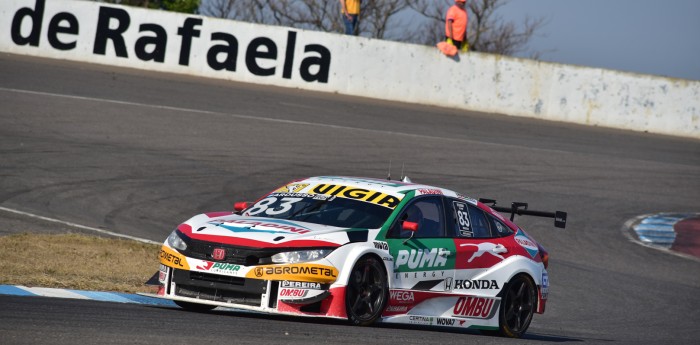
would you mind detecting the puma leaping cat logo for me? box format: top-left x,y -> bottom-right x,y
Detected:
460,243 -> 505,262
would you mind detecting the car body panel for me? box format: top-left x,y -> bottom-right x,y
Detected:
150,176 -> 554,332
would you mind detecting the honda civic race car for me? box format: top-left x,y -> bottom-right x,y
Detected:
148,176 -> 566,338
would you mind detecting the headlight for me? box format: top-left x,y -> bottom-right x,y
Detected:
167,230 -> 188,251
271,249 -> 333,264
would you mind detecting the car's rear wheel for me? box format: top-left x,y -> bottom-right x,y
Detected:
489,274 -> 536,338
174,300 -> 217,312
345,255 -> 388,326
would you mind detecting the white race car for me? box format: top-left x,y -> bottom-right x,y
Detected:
148,176 -> 566,338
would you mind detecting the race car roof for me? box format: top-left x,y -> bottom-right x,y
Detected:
289,176 -> 470,200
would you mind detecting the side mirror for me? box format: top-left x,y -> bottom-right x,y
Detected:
234,202 -> 249,212
402,221 -> 419,232
401,221 -> 419,244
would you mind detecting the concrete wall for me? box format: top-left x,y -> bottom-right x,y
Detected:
2,0 -> 698,139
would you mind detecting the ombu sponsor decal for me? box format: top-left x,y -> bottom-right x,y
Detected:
245,264 -> 338,283
159,246 -> 189,269
279,288 -> 308,298
452,296 -> 498,319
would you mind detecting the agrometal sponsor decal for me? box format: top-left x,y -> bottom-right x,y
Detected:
246,263 -> 338,283
8,0 -> 331,83
159,246 -> 190,269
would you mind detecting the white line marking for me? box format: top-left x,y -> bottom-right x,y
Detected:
0,87 -> 541,150
0,206 -> 160,245
18,286 -> 91,300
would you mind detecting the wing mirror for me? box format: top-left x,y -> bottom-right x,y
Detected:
402,221 -> 419,232
401,221 -> 419,244
234,202 -> 249,213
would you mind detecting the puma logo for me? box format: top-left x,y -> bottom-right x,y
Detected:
460,243 -> 505,262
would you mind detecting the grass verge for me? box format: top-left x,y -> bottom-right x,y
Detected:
0,233 -> 161,293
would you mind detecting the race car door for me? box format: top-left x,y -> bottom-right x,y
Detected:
384,196 -> 456,294
449,198 -> 515,295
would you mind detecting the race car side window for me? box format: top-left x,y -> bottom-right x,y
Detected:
388,196 -> 447,238
487,214 -> 513,237
449,198 -> 494,238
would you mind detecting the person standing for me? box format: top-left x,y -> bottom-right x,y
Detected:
340,0 -> 361,35
445,0 -> 469,52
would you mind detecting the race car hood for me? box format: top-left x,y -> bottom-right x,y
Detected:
175,213 -> 368,248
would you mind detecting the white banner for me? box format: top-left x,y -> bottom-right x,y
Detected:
1,0 -> 698,138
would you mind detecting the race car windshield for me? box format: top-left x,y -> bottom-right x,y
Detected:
243,194 -> 393,228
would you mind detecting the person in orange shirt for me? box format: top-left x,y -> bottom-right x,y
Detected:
445,0 -> 469,51
340,0 -> 361,35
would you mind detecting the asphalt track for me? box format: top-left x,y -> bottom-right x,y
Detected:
1,53 -> 699,344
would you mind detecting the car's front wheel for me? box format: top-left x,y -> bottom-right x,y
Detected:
491,274 -> 536,338
345,255 -> 388,326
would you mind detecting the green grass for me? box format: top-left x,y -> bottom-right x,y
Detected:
0,233 -> 161,293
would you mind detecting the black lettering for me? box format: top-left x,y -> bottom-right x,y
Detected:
135,23 -> 167,62
177,18 -> 202,66
94,6 -> 130,57
312,184 -> 335,194
282,31 -> 296,79
246,37 -> 277,76
300,44 -> 331,83
207,32 -> 238,71
11,0 -> 45,47
376,195 -> 400,208
47,12 -> 78,50
329,185 -> 347,196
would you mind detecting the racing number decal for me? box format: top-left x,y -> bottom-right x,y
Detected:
453,201 -> 473,237
245,197 -> 302,216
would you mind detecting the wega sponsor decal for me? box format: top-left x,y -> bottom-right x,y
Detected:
515,229 -> 539,258
6,0 -> 332,83
389,290 -> 415,304
452,296 -> 499,319
246,264 -> 338,283
159,246 -> 190,269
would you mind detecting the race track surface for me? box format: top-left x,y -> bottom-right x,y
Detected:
1,53 -> 699,344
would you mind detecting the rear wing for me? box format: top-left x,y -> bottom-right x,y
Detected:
479,199 -> 567,229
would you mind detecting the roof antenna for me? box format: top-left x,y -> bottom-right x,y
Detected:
387,160 -> 392,180
400,162 -> 412,183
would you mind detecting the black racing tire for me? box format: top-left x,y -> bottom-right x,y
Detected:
487,274 -> 536,338
174,300 -> 217,312
345,255 -> 389,326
